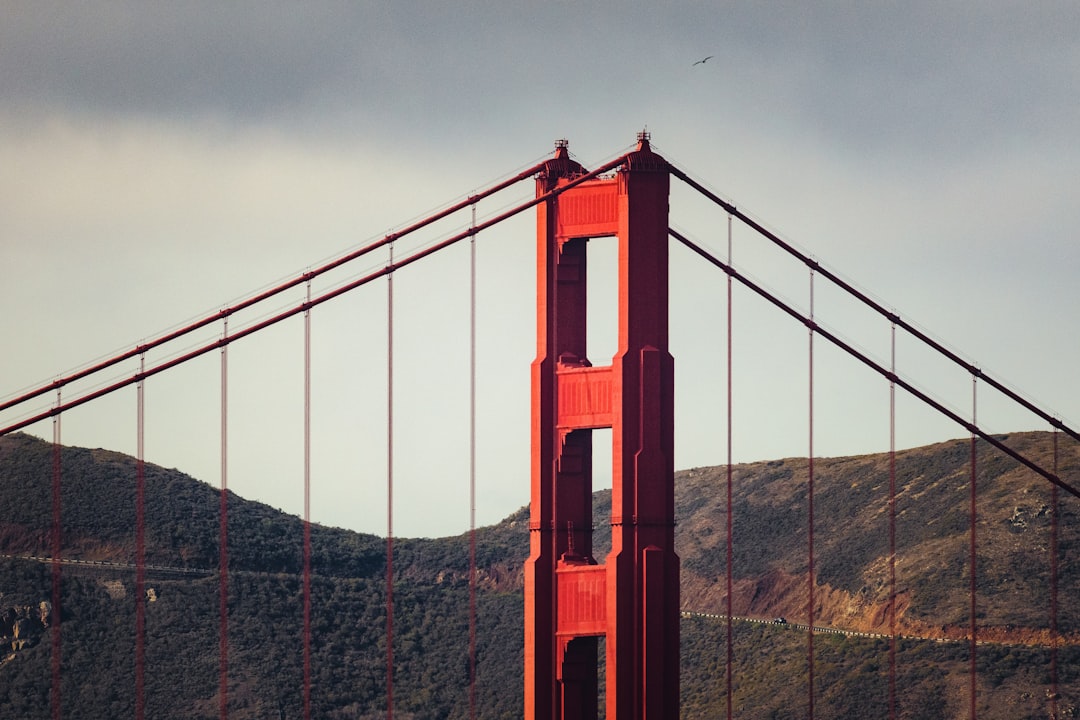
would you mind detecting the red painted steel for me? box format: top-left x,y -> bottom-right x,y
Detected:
136,356 -> 147,720
0,159 -> 627,441
888,324 -> 898,720
555,178 -> 620,240
7,144 -> 1078,718
303,284 -> 313,720
50,395 -> 61,720
469,210 -> 479,720
556,563 -> 607,636
1051,431 -> 1060,719
807,270 -> 816,720
219,321 -> 230,720
669,228 -> 1080,500
527,135 -> 679,720
386,247 -> 395,720
557,365 -> 614,430
724,214 -> 734,720
0,160 -> 554,419
969,381 -> 978,720
668,166 -> 1080,445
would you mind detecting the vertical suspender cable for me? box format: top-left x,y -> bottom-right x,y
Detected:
724,212 -> 735,720
219,317 -> 230,720
468,205 -> 479,720
807,267 -> 816,720
887,324 -> 897,720
968,376 -> 978,720
386,244 -> 395,720
136,354 -> 147,720
303,280 -> 313,720
51,389 -> 62,720
1050,430 -> 1059,720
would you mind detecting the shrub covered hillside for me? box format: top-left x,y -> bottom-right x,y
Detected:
1,430 -> 1078,718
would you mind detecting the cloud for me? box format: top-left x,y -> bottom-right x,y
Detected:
2,2 -> 1079,536
6,3 -> 1077,166
1,5 -> 368,120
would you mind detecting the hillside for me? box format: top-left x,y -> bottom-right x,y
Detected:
1,430 -> 1077,718
676,431 -> 1080,641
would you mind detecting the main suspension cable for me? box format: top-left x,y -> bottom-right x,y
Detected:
0,159 -> 554,418
1,154 -> 630,440
669,227 -> 1080,500
668,164 -> 1080,445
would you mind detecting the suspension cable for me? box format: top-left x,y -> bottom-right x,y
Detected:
669,227 -> 1080,500
468,204 -> 479,720
386,242 -> 395,720
219,317 -> 229,720
724,212 -> 735,720
50,388 -> 62,720
668,164 -> 1080,445
303,280 -> 313,720
807,267 -> 816,720
968,377 -> 978,720
135,354 -> 146,720
677,223 -> 1080,719
0,160 -> 554,418
1,154 -> 630,440
1050,430 -> 1060,719
888,323 -> 897,720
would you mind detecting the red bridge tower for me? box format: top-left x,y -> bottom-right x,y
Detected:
526,134 -> 679,720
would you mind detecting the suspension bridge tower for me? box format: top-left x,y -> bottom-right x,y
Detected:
526,134 -> 679,720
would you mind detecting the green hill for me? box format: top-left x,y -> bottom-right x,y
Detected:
1,430 -> 1077,718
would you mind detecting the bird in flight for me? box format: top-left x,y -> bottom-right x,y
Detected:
692,55 -> 713,66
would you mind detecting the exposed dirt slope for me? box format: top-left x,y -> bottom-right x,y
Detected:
671,431 -> 1080,645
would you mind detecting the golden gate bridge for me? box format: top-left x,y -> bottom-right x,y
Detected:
1,134 -> 1076,719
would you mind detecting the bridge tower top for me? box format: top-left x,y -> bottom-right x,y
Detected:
526,137 -> 678,720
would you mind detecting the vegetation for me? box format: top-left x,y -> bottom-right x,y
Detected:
2,430 -> 1078,717
681,614 -> 1080,719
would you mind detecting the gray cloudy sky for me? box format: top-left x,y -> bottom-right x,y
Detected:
2,3 -> 1078,537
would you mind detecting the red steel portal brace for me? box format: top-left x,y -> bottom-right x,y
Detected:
526,134 -> 679,720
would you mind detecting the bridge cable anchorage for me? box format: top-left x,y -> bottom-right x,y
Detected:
303,279 -> 313,720
0,159 -> 554,420
386,240 -> 395,720
668,227 -> 1080,500
219,315 -> 229,720
50,387 -> 62,720
667,163 -> 1080,446
468,202 -> 479,720
0,154 -> 630,440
